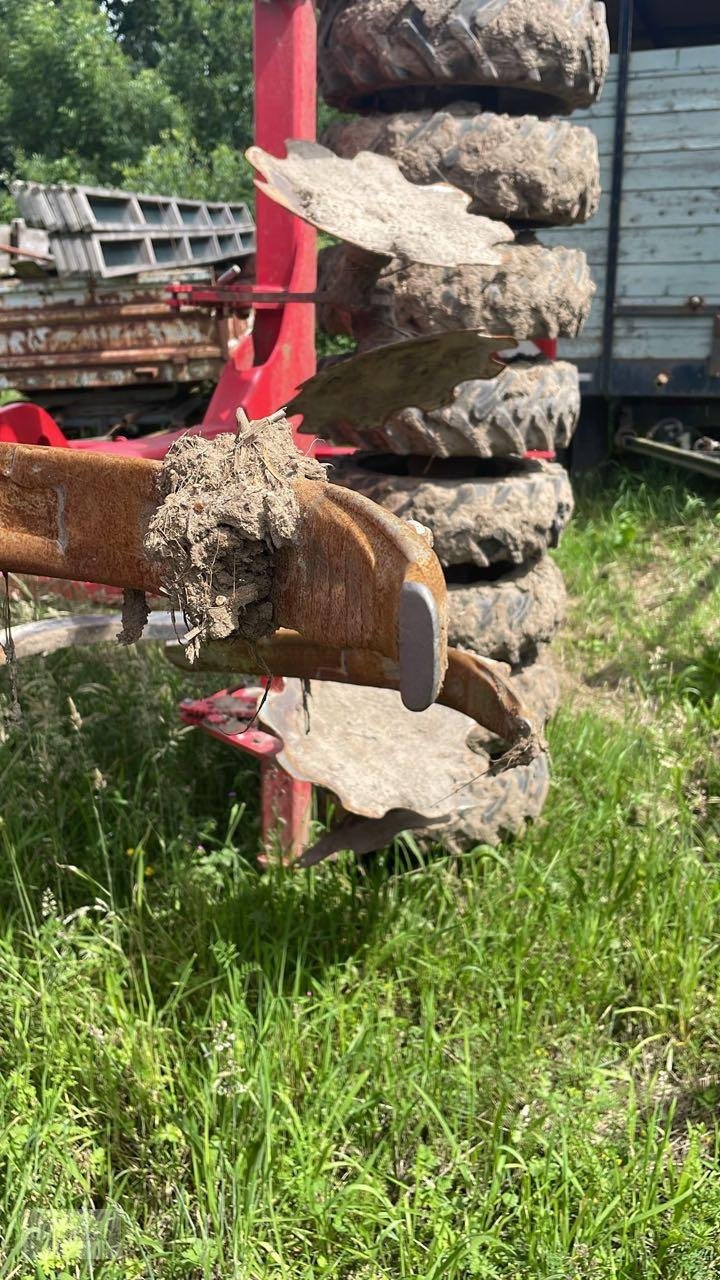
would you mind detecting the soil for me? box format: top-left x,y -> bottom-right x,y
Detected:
248,140 -> 513,267
144,412 -> 325,662
118,588 -> 150,646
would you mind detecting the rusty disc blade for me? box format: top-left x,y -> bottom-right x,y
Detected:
246,140 -> 514,267
286,329 -> 514,436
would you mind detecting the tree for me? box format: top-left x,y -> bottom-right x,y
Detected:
119,131 -> 253,202
0,0 -> 184,180
151,0 -> 254,156
99,0 -> 255,156
0,0 -> 256,214
101,0 -> 163,67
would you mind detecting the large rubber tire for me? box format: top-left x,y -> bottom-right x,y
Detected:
320,356 -> 580,457
447,555 -> 566,663
323,106 -> 600,226
318,0 -> 609,113
317,242 -> 594,344
428,752 -> 550,849
511,649 -> 560,726
331,458 -> 574,567
421,650 -> 559,849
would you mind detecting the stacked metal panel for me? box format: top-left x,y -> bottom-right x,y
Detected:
10,181 -> 255,278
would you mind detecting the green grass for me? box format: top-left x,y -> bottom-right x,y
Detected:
1,465 -> 720,1279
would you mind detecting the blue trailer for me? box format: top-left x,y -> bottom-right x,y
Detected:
538,1 -> 720,468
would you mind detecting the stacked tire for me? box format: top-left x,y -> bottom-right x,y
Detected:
317,0 -> 609,846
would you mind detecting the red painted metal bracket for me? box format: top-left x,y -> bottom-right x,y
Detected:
179,685 -> 312,860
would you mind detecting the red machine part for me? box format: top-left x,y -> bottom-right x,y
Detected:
0,401 -> 69,447
179,685 -> 312,860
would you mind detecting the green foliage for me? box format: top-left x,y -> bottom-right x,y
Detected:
120,130 -> 253,203
0,0 -> 183,179
104,0 -> 255,155
102,0 -> 163,66
152,0 -> 254,154
0,0 -> 255,212
0,386 -> 26,405
0,469 -> 719,1276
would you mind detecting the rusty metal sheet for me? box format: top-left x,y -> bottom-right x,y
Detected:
261,680 -> 490,820
287,330 -> 511,435
247,140 -> 513,267
0,274 -> 243,391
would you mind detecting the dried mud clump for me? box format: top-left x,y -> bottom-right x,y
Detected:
118,587 -> 150,646
145,410 -> 325,661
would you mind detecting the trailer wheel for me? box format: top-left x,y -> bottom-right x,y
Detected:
323,106 -> 600,226
447,555 -> 566,664
318,0 -> 609,113
330,458 -> 574,567
319,357 -> 580,457
317,242 -> 594,343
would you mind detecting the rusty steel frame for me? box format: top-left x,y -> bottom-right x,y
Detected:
0,439 -> 448,708
0,281 -> 238,393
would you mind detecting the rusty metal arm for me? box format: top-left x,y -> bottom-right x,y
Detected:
0,441 -> 447,709
167,630 -> 536,753
5,613 -> 535,754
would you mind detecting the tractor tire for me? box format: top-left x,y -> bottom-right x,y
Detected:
319,356 -> 580,457
330,458 -> 574,567
447,555 -> 566,663
323,105 -> 601,226
511,648 -> 560,726
318,0 -> 609,113
422,650 -> 559,849
426,751 -> 550,849
317,242 -> 594,343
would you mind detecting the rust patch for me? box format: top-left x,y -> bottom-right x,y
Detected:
0,475 -> 63,546
0,276 -> 247,391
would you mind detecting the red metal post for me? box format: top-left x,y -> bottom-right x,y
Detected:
179,685 -> 312,861
198,0 -> 318,448
260,761 -> 312,862
246,0 -> 318,854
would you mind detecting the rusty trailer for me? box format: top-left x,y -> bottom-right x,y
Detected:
0,272 -> 251,394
